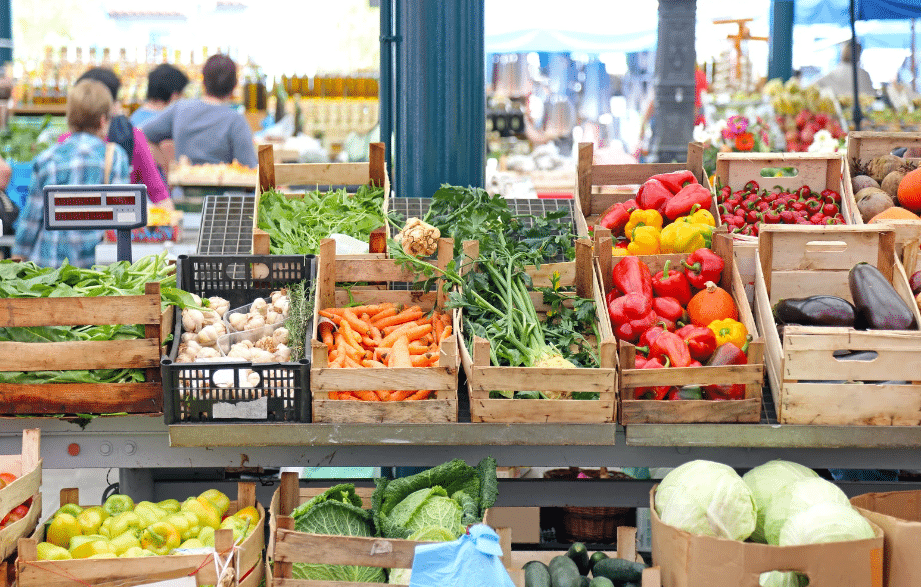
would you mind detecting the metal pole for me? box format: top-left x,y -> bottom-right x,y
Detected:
0,0 -> 11,66
651,0 -> 697,163
767,0 -> 794,82
850,0 -> 863,131
379,0 -> 392,177
912,19 -> 917,93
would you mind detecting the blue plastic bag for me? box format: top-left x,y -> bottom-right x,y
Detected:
408,524 -> 515,587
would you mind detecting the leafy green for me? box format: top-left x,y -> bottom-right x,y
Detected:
291,484 -> 385,584
373,457 -> 498,539
257,185 -> 386,255
0,116 -> 52,162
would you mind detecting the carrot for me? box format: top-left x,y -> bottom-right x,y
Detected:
440,325 -> 452,342
339,323 -> 365,353
338,392 -> 360,401
318,321 -> 336,347
374,308 -> 424,329
343,355 -> 362,368
318,310 -> 344,324
330,353 -> 346,368
388,389 -> 416,401
408,341 -> 430,354
407,390 -> 431,400
410,353 -> 437,367
375,390 -> 391,401
370,325 -> 383,345
419,334 -> 434,346
369,307 -> 398,325
380,324 -> 433,348
327,391 -> 337,399
352,390 -> 381,401
389,336 -> 413,368
362,359 -> 387,368
343,308 -> 371,336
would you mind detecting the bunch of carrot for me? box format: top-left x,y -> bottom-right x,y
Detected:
317,303 -> 453,401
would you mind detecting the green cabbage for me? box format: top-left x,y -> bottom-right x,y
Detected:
743,460 -> 819,543
373,457 -> 498,539
778,503 -> 875,546
387,527 -> 458,584
762,478 -> 849,545
655,460 -> 756,541
760,571 -> 808,587
290,484 -> 386,584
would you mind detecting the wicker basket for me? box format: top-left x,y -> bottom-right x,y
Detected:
543,467 -> 635,543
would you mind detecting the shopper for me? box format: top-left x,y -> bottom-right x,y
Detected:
61,67 -> 175,211
143,54 -> 258,168
13,79 -> 130,267
130,63 -> 189,127
812,41 -> 874,96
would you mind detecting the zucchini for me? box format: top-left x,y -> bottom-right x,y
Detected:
592,557 -> 646,583
588,578 -> 615,587
579,577 -> 590,587
589,551 -> 609,571
549,555 -> 582,587
523,560 -> 551,587
566,542 -> 591,575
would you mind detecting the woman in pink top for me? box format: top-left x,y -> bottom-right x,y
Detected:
59,67 -> 174,210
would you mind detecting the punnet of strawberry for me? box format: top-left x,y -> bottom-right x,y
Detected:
716,180 -> 845,237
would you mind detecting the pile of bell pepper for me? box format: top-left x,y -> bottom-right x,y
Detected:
606,251 -> 753,401
716,180 -> 846,237
596,170 -> 716,256
37,488 -> 259,560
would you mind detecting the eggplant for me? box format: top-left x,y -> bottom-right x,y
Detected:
849,262 -> 918,330
774,296 -> 856,327
910,270 -> 921,296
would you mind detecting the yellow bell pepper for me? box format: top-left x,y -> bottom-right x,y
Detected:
37,542 -> 72,561
612,247 -> 630,258
47,513 -> 81,548
708,318 -> 748,348
198,489 -> 231,517
76,506 -> 109,535
627,225 -> 660,255
141,521 -> 181,556
676,206 -> 716,227
659,222 -> 713,254
624,209 -> 663,239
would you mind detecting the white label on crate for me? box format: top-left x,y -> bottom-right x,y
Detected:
212,395 -> 268,419
137,577 -> 196,587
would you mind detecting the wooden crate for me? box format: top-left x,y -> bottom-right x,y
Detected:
253,142 -> 389,256
310,238 -> 460,423
17,481 -> 265,587
847,130 -> 921,165
713,151 -> 859,231
457,239 -> 618,423
0,430 -> 41,562
267,473 -> 514,587
754,224 -> 921,425
575,142 -> 708,238
0,283 -> 171,415
509,527 -> 661,587
607,234 -> 765,424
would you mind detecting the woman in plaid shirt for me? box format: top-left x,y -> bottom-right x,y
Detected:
13,79 -> 130,267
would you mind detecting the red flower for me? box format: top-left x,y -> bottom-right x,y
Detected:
734,132 -> 755,152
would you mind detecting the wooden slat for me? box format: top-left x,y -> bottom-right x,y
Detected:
715,152 -> 843,197
469,366 -> 616,394
258,144 -> 276,193
620,398 -> 762,424
525,262 -> 576,288
318,238 -> 336,310
17,552 -> 219,587
369,142 -> 386,188
469,398 -> 615,423
780,383 -> 921,426
620,363 -> 764,387
847,131 -> 921,163
332,289 -> 438,308
0,295 -> 160,327
577,142 -> 593,216
0,339 -> 159,371
312,398 -> 458,423
334,259 -> 423,283
273,531 -> 417,568
0,382 -> 162,414
591,162 -> 685,186
253,227 -> 271,255
275,162 -> 370,188
575,239 -> 592,299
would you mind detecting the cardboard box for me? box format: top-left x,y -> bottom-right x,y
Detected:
651,488 -> 884,587
851,490 -> 921,587
484,507 -> 541,544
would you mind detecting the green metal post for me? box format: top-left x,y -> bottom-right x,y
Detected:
767,0 -> 794,81
394,0 -> 485,197
0,0 -> 11,66
379,0 -> 394,177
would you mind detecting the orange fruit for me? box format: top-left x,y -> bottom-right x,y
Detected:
687,281 -> 737,327
897,168 -> 921,213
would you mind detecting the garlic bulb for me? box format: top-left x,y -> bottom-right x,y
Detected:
275,344 -> 291,362
228,345 -> 254,361
251,349 -> 275,363
245,314 -> 265,331
182,309 -> 205,333
213,322 -> 227,336
208,297 -> 230,317
197,324 -> 219,346
273,327 -> 290,346
191,293 -> 203,306
265,309 -> 282,325
228,313 -> 248,331
251,298 -> 268,316
201,309 -> 220,326
238,339 -> 254,348
271,290 -> 283,304
272,296 -> 289,315
185,340 -> 202,356
246,371 -> 261,387
181,332 -> 196,343
197,347 -> 221,359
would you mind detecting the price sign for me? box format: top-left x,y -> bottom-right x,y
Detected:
44,184 -> 148,230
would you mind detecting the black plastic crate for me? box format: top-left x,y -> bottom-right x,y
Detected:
162,255 -> 315,424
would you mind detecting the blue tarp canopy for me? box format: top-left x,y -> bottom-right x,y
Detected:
485,28 -> 656,54
796,0 -> 921,25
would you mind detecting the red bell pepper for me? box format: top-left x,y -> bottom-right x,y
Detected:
597,198 -> 638,236
651,170 -> 697,194
675,324 -> 717,362
635,355 -> 649,368
612,256 -> 653,299
652,296 -> 685,326
682,248 -> 725,290
666,385 -> 704,400
651,260 -> 692,306
704,337 -> 750,400
636,178 -> 671,213
664,183 -> 713,221
637,323 -> 669,350
608,292 -> 658,343
648,331 -> 694,368
633,356 -> 673,400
